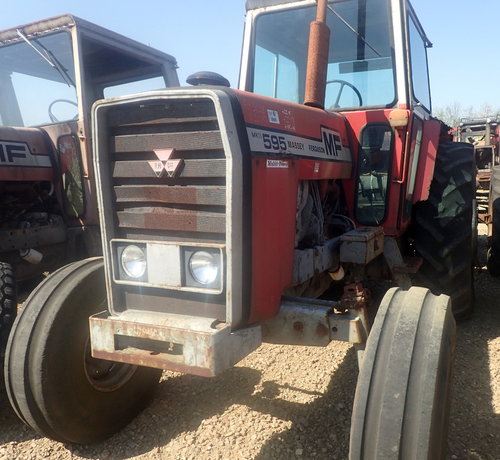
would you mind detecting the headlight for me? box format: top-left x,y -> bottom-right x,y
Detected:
189,251 -> 219,285
121,245 -> 146,278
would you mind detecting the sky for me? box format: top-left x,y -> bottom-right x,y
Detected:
1,0 -> 498,114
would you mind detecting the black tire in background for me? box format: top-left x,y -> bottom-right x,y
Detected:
0,262 -> 17,385
487,165 -> 500,275
412,142 -> 475,318
350,287 -> 455,459
4,257 -> 162,444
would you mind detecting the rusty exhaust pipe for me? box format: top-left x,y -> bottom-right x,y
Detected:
304,0 -> 330,109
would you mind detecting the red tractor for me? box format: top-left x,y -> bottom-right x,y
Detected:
0,15 -> 178,373
5,1 -> 474,458
454,116 -> 500,273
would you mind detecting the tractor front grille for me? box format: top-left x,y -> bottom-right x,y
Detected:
106,98 -> 226,244
96,95 -> 231,320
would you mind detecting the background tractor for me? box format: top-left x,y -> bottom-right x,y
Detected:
0,14 -> 178,375
454,116 -> 500,274
5,1 -> 475,458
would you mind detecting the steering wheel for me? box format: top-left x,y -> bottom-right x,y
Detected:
326,79 -> 363,109
48,99 -> 78,123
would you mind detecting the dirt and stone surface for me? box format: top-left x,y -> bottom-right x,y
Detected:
0,226 -> 498,459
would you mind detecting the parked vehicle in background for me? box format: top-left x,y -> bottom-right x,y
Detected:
0,14 -> 178,373
455,116 -> 499,220
455,116 -> 500,273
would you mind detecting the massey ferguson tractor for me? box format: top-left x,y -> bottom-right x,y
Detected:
455,116 -> 500,273
0,15 -> 178,373
5,1 -> 474,458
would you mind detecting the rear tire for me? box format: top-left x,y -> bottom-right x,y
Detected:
0,262 -> 16,385
4,257 -> 162,444
412,142 -> 475,318
349,287 -> 455,459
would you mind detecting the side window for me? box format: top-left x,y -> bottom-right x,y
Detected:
0,31 -> 77,127
81,37 -> 166,104
58,135 -> 85,218
355,124 -> 393,225
254,45 -> 299,102
408,15 -> 431,110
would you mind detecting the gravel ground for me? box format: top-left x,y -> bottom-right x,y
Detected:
0,225 -> 498,460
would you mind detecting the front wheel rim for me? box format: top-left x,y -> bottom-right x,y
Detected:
83,338 -> 137,392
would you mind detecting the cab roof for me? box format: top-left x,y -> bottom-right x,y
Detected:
245,0 -> 431,47
0,14 -> 177,65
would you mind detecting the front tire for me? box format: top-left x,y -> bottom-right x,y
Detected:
349,287 -> 455,459
0,262 -> 16,385
4,257 -> 161,444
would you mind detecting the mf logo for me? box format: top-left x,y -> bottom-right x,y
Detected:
148,148 -> 184,178
0,141 -> 27,163
0,141 -> 51,167
321,128 -> 343,157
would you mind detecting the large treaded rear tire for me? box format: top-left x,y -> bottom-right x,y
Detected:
412,142 -> 475,318
4,257 -> 162,444
0,262 -> 16,385
349,287 -> 455,459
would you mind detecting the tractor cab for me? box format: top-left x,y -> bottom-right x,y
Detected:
241,0 -> 437,234
0,14 -> 178,128
0,14 -> 178,228
241,0 -> 432,115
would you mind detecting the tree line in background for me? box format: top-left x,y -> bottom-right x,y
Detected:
434,102 -> 500,127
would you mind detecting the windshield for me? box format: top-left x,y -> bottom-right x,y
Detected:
0,31 -> 77,127
250,0 -> 396,110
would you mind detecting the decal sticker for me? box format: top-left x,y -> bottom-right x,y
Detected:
281,109 -> 295,131
266,159 -> 289,168
246,126 -> 351,162
267,109 -> 280,124
0,141 -> 51,168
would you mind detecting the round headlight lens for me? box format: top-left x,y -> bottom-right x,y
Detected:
189,251 -> 219,285
121,245 -> 146,278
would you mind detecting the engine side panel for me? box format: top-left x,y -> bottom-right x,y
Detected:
233,90 -> 352,322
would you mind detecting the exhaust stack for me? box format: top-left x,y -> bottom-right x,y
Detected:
304,0 -> 330,109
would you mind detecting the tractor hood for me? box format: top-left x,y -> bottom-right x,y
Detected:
233,89 -> 352,165
0,126 -> 53,181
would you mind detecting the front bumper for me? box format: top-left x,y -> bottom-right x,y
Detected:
89,310 -> 262,377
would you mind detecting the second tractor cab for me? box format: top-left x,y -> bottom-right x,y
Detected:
0,15 -> 178,379
5,2 -> 474,458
